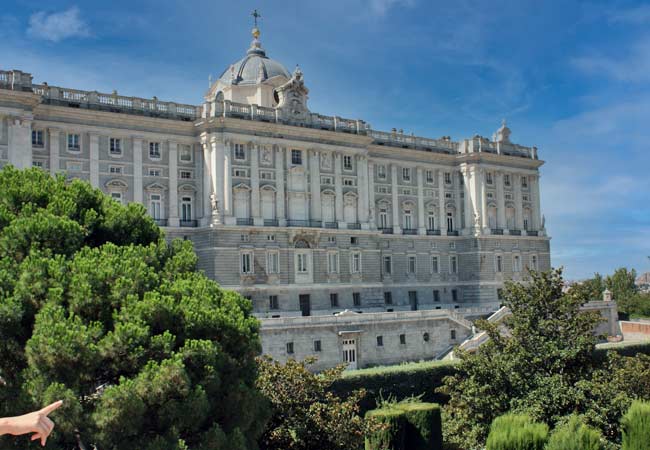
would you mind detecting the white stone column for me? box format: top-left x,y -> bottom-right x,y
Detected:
496,171 -> 506,230
438,169 -> 446,236
469,165 -> 482,234
309,150 -> 321,222
133,137 -> 143,204
531,174 -> 542,231
514,173 -> 524,232
276,147 -> 286,226
202,141 -> 212,225
416,167 -> 425,235
462,167 -> 472,233
89,133 -> 99,189
251,144 -> 262,225
7,116 -> 32,169
49,129 -> 60,176
358,155 -> 369,227
454,172 -> 463,234
168,141 -> 179,227
367,162 -> 376,229
211,139 -> 226,224
391,164 -> 401,234
479,169 -> 489,234
223,142 -> 233,222
334,153 -> 344,227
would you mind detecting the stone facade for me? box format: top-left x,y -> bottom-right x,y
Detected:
0,25 -> 551,369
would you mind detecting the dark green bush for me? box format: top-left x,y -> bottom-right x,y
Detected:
365,408 -> 407,450
621,400 -> 650,450
485,414 -> 548,450
546,415 -> 604,450
397,402 -> 442,450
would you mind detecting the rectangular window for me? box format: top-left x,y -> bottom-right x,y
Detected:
402,167 -> 411,181
297,253 -> 309,273
110,138 -> 122,155
343,178 -> 355,186
504,174 -> 511,187
180,170 -> 192,179
444,172 -> 452,184
450,255 -> 458,274
32,130 -> 44,146
67,162 -> 82,172
148,168 -> 161,177
32,160 -> 44,168
451,330 -> 457,340
109,165 -> 123,174
431,256 -> 439,273
496,255 -> 502,273
383,256 -> 392,275
286,342 -> 294,354
321,176 -> 333,185
408,255 -> 417,274
149,142 -> 161,159
110,192 -> 123,203
377,336 -> 383,347
314,340 -> 322,352
351,252 -> 362,274
351,236 -> 358,245
377,165 -> 387,179
67,133 -> 80,151
328,236 -> 336,244
267,234 -> 275,241
513,255 -> 521,272
266,251 -> 279,274
426,170 -> 434,183
486,172 -> 493,184
384,291 -> 392,305
269,295 -> 279,310
327,252 -> 339,273
234,143 -> 246,160
433,290 -> 440,302
521,176 -> 528,188
234,169 -> 248,177
451,289 -> 459,302
180,146 -> 192,162
353,292 -> 361,307
330,293 -> 339,307
343,155 -> 353,170
240,252 -> 253,274
399,334 -> 406,345
240,234 -> 250,242
291,149 -> 302,165
497,288 -> 504,300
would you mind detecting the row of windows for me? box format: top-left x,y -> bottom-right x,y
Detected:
382,254 -> 458,276
240,250 -> 363,275
485,172 -> 530,189
236,146 -> 359,172
31,131 -> 193,162
284,330 -> 458,355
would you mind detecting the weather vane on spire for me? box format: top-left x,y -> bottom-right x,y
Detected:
252,9 -> 261,28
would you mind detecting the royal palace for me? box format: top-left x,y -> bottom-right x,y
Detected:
0,24 -> 552,370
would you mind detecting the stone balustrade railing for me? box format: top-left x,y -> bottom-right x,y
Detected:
461,135 -> 537,159
368,129 -> 459,154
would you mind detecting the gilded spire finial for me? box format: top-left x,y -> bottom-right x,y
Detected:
251,9 -> 261,38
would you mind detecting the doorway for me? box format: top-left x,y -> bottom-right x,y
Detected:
299,294 -> 311,317
342,338 -> 357,370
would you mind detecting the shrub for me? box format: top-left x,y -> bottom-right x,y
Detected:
621,401 -> 650,450
485,414 -> 548,450
365,408 -> 407,450
397,402 -> 442,450
546,415 -> 604,450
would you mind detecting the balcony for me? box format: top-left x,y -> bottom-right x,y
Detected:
236,218 -> 254,226
180,220 -> 198,228
264,219 -> 279,227
527,230 -> 539,236
426,229 -> 441,236
379,227 -> 394,234
402,228 -> 417,235
287,220 -> 322,228
347,222 -> 361,230
323,222 -> 338,229
509,229 -> 522,236
447,230 -> 459,236
491,228 -> 504,235
153,219 -> 168,227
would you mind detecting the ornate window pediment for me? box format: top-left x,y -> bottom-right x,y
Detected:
145,182 -> 167,192
178,183 -> 197,193
105,179 -> 128,191
233,183 -> 252,192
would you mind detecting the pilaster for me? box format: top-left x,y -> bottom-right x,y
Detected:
168,141 -> 179,227
276,147 -> 286,226
514,173 -> 524,232
455,172 -> 463,234
223,142 -> 233,222
309,150 -> 321,221
201,141 -> 212,226
132,137 -> 143,203
49,128 -> 60,176
334,153 -> 344,227
89,133 -> 99,188
531,174 -> 542,231
496,171 -> 506,230
367,162 -> 376,229
7,116 -> 32,169
391,164 -> 401,234
251,144 -> 262,225
358,155 -> 369,228
416,167 -> 425,235
479,168 -> 489,234
438,169 -> 446,236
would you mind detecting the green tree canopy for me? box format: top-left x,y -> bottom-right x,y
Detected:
0,167 -> 267,449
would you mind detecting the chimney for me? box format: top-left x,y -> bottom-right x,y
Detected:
603,289 -> 613,302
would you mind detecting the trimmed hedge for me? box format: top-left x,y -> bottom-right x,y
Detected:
621,400 -> 650,450
365,408 -> 407,450
398,402 -> 442,450
546,415 -> 604,450
485,414 -> 548,450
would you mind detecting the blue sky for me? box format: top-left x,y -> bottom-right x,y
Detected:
1,0 -> 649,280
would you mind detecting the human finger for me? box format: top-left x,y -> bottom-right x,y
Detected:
40,416 -> 54,435
31,433 -> 41,441
39,400 -> 63,415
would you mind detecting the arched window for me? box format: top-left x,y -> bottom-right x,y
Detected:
447,212 -> 454,232
488,204 -> 497,229
403,208 -> 413,230
181,196 -> 193,221
506,205 -> 516,230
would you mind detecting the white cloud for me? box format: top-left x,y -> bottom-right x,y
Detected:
27,7 -> 90,42
368,0 -> 415,16
571,36 -> 650,82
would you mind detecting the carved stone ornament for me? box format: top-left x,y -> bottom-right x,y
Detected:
210,193 -> 219,212
275,65 -> 310,119
260,147 -> 272,165
320,152 -> 332,170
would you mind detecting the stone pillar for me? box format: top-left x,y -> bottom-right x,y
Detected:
417,167 -> 425,235
223,142 -> 233,222
168,141 -> 179,227
358,155 -> 369,227
132,137 -> 143,204
479,169 -> 489,234
496,171 -> 506,230
514,173 -> 524,232
334,153 -> 344,227
455,171 -> 463,234
438,169 -> 446,236
309,150 -> 321,222
49,128 -> 60,176
251,144 -> 262,225
367,162 -> 376,229
462,167 -> 472,234
391,164 -> 401,234
276,147 -> 286,226
531,174 -> 542,231
89,133 -> 99,188
201,141 -> 212,225
211,139 -> 226,224
468,165 -> 482,234
7,116 -> 32,169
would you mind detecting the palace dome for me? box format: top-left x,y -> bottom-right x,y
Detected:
218,28 -> 290,86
